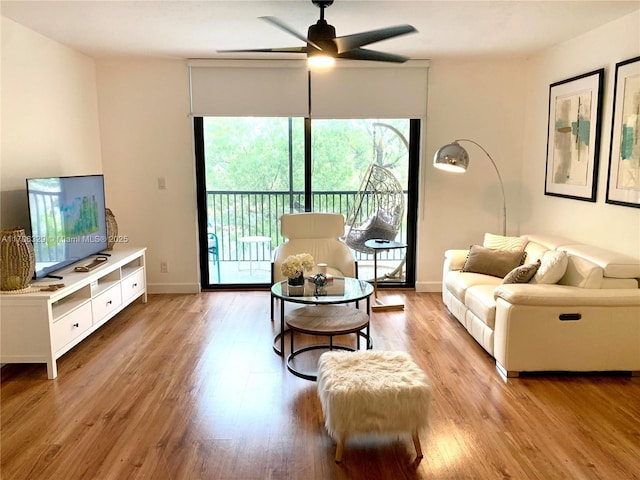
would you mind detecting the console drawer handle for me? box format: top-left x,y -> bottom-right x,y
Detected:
73,323 -> 79,328
559,313 -> 581,321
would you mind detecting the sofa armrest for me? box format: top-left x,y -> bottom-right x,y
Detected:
494,284 -> 640,307
493,285 -> 640,374
444,249 -> 469,272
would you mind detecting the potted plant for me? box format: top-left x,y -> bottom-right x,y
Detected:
281,253 -> 314,295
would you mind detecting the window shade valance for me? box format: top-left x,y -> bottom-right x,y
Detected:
188,59 -> 429,118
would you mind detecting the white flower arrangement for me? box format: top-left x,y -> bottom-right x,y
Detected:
281,253 -> 315,279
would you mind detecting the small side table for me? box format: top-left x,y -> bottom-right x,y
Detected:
270,277 -> 373,358
364,239 -> 407,312
285,305 -> 372,381
238,235 -> 271,275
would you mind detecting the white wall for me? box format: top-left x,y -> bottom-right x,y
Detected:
96,59 -> 199,293
417,58 -> 527,291
519,10 -> 640,258
0,17 -> 102,228
1,19 -> 198,293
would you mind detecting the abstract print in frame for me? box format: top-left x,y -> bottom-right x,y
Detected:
545,68 -> 604,202
606,56 -> 640,208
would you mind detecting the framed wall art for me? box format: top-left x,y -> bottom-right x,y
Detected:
606,56 -> 640,208
545,68 -> 604,202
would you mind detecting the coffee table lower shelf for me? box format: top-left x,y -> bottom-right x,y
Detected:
285,305 -> 372,381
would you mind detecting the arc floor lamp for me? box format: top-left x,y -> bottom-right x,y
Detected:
433,139 -> 507,236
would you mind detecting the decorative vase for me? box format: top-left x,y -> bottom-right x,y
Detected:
105,208 -> 118,250
287,274 -> 306,296
312,273 -> 328,296
0,228 -> 36,291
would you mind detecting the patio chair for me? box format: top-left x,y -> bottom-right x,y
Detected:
343,163 -> 405,255
270,212 -> 357,320
343,163 -> 407,280
208,232 -> 221,283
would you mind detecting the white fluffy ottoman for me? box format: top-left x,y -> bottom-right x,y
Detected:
317,350 -> 432,462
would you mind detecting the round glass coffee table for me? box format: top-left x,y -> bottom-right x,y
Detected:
271,277 -> 374,380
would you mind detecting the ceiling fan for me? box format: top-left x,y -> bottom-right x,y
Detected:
218,0 -> 418,65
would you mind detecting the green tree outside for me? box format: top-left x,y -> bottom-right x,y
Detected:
203,117 -> 409,193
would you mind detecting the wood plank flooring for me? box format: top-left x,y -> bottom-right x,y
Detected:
2,291 -> 639,480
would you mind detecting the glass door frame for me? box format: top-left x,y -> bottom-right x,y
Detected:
194,117 -> 420,290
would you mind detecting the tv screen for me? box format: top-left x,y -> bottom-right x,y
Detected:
26,175 -> 108,279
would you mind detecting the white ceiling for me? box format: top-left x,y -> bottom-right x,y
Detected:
1,1 -> 639,61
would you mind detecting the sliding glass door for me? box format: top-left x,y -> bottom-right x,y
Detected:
311,119 -> 417,286
194,117 -> 419,289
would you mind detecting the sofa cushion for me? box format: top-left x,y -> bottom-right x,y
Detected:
531,250 -> 568,284
525,234 -> 575,251
524,241 -> 549,264
465,285 -> 498,329
483,233 -> 528,251
445,271 -> 502,303
560,244 -> 640,279
444,249 -> 471,271
558,255 -> 603,288
462,245 -> 526,278
502,260 -> 541,284
601,277 -> 639,289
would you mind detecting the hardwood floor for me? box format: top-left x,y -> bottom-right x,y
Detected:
2,291 -> 639,480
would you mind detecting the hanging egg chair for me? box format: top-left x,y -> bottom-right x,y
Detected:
343,163 -> 405,255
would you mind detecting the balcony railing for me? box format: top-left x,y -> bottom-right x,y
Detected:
206,190 -> 407,263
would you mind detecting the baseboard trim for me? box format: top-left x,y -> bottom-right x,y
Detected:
147,283 -> 201,294
496,361 -> 520,382
415,281 -> 442,293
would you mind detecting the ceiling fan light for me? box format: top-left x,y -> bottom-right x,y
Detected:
308,55 -> 335,68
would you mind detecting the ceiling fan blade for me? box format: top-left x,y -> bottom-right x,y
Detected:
337,48 -> 410,63
259,16 -> 322,51
334,25 -> 417,54
217,46 -> 308,54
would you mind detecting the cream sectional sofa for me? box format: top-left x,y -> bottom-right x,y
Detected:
442,234 -> 640,380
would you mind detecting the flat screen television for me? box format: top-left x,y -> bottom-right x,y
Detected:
26,174 -> 108,279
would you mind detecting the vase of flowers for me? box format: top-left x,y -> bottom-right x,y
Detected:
282,253 -> 314,296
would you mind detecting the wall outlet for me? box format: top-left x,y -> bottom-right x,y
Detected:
160,261 -> 168,273
157,177 -> 167,190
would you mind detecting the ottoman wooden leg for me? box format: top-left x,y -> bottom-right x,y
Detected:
412,431 -> 423,459
335,436 -> 345,463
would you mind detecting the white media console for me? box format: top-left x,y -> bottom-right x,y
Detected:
0,246 -> 147,379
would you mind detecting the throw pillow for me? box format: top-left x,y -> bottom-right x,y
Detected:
502,260 -> 541,284
462,245 -> 527,278
359,212 -> 396,242
532,250 -> 569,284
483,233 -> 528,251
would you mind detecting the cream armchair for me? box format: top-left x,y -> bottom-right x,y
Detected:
271,212 -> 357,320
